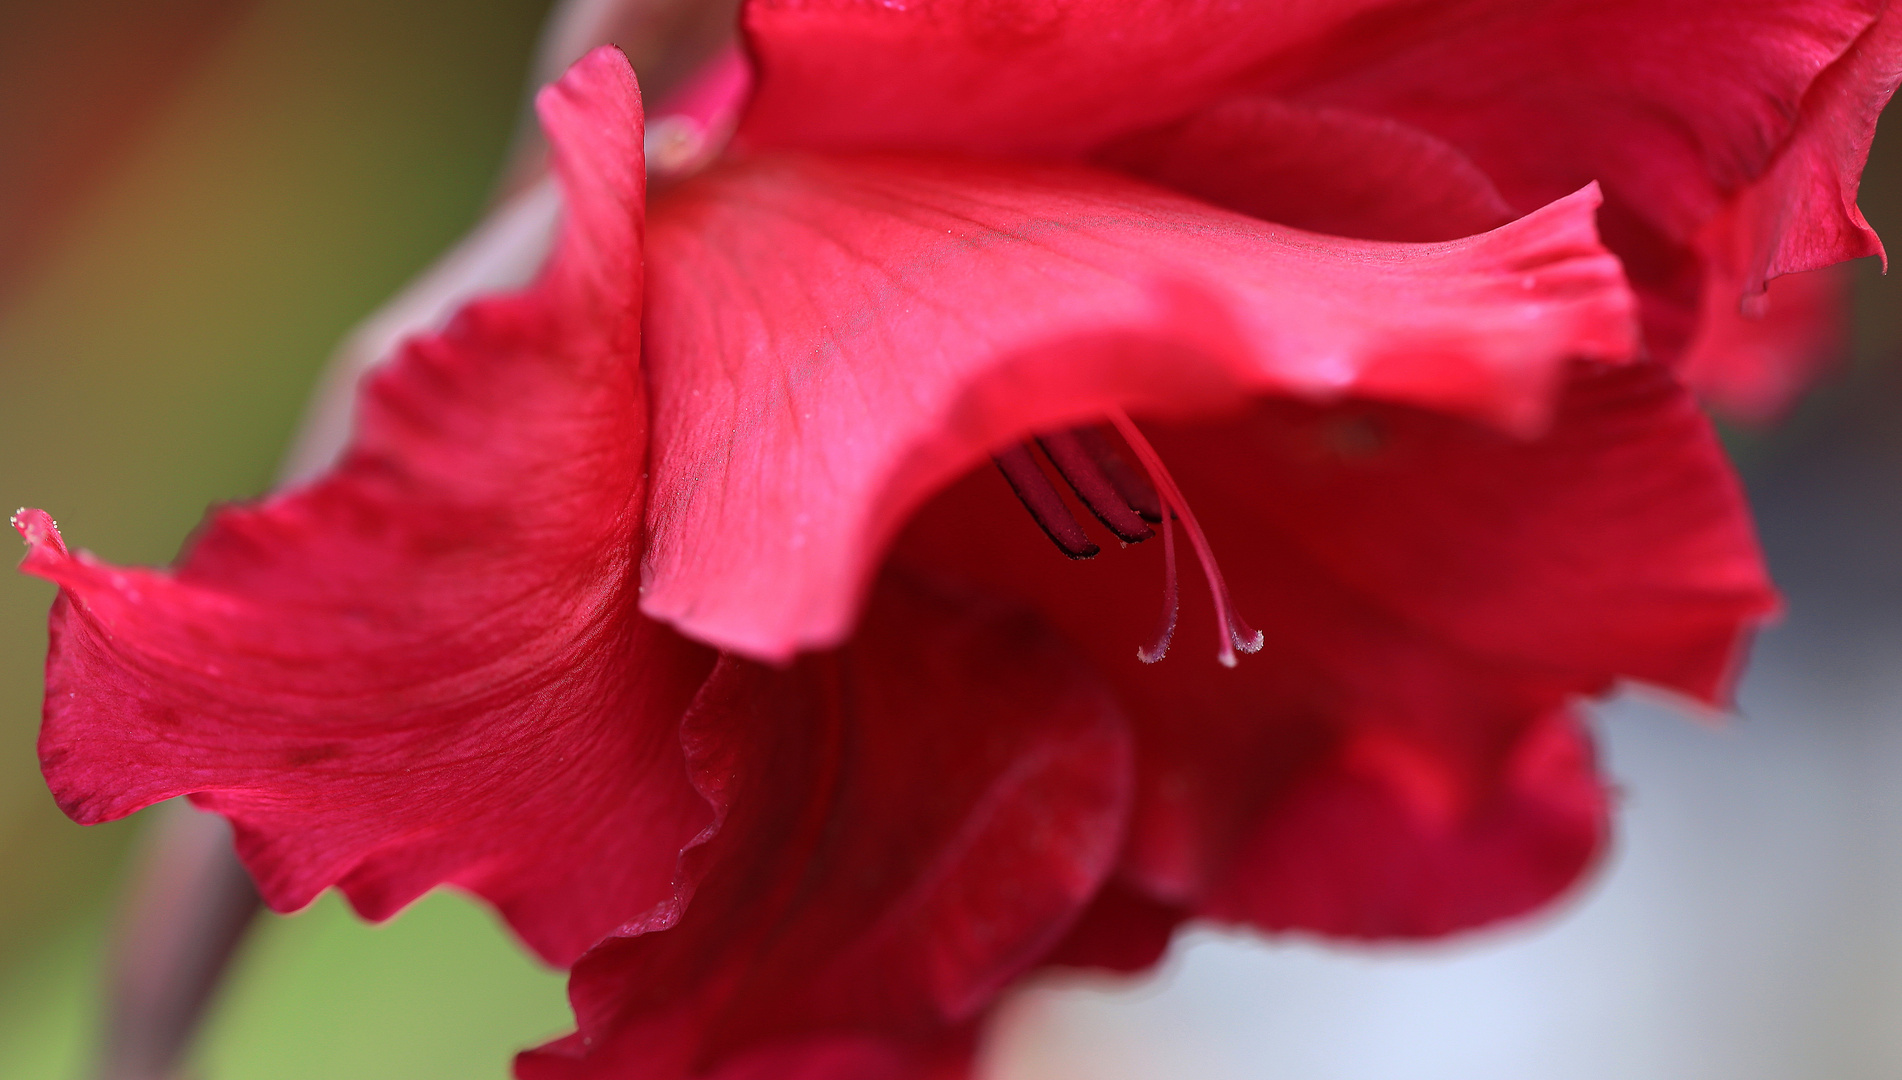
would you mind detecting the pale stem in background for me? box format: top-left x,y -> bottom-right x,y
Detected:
95,804 -> 259,1080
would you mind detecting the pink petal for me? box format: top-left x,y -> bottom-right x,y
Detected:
895,360 -> 1774,935
1098,96 -> 1515,242
638,154 -> 1636,660
517,573 -> 1131,1080
16,48 -> 700,968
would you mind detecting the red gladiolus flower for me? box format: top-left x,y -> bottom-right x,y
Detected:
14,0 -> 1898,1075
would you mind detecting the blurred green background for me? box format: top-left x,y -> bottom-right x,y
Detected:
0,0 -> 575,1075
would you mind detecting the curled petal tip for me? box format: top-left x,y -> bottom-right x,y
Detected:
12,507 -> 65,555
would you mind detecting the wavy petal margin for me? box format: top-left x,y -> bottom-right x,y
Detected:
15,47 -> 701,968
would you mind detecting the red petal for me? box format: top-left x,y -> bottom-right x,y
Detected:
1039,882 -> 1184,975
1694,2 -> 1899,294
1680,263 -> 1854,422
517,573 -> 1131,1080
1204,708 -> 1607,938
1098,96 -> 1515,242
17,48 -> 702,967
741,0 -> 1888,403
739,0 -> 1395,156
1279,1 -> 1881,245
638,153 -> 1636,660
1275,0 -> 1888,382
1674,6 -> 1896,414
896,360 -> 1774,935
741,0 -> 1881,246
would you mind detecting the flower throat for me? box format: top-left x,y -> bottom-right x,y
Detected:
993,411 -> 1264,667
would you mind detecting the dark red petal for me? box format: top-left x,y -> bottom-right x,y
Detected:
525,1028 -> 977,1080
516,573 -> 1132,1080
16,48 -> 703,968
1039,882 -> 1185,975
638,153 -> 1636,660
896,360 -> 1774,935
1204,708 -> 1606,938
1098,96 -> 1515,242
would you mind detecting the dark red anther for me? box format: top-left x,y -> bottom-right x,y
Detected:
1037,431 -> 1155,543
994,444 -> 1099,559
1074,426 -> 1162,523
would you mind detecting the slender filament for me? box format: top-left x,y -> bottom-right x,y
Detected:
1136,501 -> 1180,662
1105,410 -> 1264,667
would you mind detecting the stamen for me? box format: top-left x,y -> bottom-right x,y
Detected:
1037,432 -> 1155,543
1106,410 -> 1265,667
1075,426 -> 1162,522
993,444 -> 1099,559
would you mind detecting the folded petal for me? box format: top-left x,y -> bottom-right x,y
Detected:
638,153 -> 1636,660
1038,882 -> 1184,975
517,573 -> 1131,1080
16,47 -> 699,967
896,360 -> 1774,936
